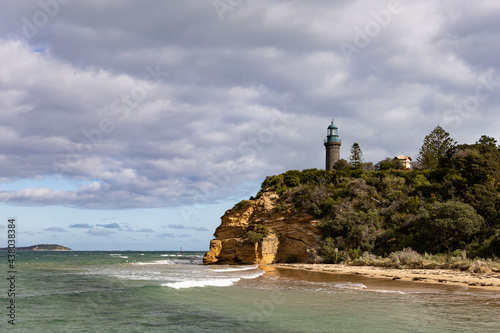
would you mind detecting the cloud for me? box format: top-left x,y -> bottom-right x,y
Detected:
137,228 -> 155,233
190,227 -> 209,232
0,1 -> 499,212
179,233 -> 192,238
44,227 -> 67,233
69,223 -> 93,229
157,233 -> 176,239
164,224 -> 209,232
96,223 -> 121,229
166,224 -> 187,230
87,228 -> 114,237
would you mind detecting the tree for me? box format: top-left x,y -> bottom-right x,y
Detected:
416,125 -> 456,169
362,162 -> 375,171
476,135 -> 498,148
320,208 -> 380,252
333,159 -> 350,170
349,143 -> 363,170
375,157 -> 404,171
412,201 -> 484,253
445,143 -> 500,184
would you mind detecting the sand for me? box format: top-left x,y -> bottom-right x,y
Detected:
269,263 -> 500,291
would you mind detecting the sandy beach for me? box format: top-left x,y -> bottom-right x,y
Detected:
268,263 -> 500,291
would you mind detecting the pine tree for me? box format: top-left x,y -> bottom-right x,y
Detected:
476,135 -> 497,148
349,143 -> 363,170
417,125 -> 456,169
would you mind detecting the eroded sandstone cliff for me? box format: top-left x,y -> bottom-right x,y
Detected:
203,190 -> 323,264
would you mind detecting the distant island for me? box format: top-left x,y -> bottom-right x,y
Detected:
1,244 -> 73,251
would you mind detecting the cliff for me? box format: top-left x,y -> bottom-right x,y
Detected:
206,146 -> 500,262
203,190 -> 323,264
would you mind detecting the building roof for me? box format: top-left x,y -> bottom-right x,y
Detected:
395,154 -> 412,161
327,120 -> 338,129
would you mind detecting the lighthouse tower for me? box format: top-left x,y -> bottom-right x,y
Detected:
324,120 -> 341,171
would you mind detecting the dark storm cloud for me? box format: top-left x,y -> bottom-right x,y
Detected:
1,1 -> 500,209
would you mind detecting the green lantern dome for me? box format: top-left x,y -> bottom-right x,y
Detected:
326,120 -> 341,143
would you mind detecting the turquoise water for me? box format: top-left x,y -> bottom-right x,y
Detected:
1,251 -> 499,332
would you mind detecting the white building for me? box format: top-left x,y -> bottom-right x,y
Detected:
395,155 -> 412,170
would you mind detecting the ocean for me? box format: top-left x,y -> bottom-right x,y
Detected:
1,251 -> 499,332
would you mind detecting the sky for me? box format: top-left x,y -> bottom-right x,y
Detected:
1,0 -> 500,250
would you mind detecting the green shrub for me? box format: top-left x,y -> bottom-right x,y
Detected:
245,231 -> 264,244
234,200 -> 252,210
448,249 -> 467,262
254,224 -> 268,237
411,174 -> 431,189
275,203 -> 290,212
404,196 -> 420,214
283,170 -> 301,188
347,248 -> 360,261
319,237 -> 339,263
244,224 -> 269,244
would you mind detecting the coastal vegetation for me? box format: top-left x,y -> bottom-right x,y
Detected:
349,248 -> 499,275
251,126 -> 500,263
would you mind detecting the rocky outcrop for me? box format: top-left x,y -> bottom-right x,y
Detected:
203,190 -> 323,264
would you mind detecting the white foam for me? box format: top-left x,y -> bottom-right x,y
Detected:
132,260 -> 172,265
162,278 -> 241,289
240,270 -> 265,279
335,282 -> 367,290
110,273 -> 164,281
160,254 -> 182,257
212,265 -> 259,272
109,254 -> 129,259
172,259 -> 203,265
162,267 -> 265,289
372,289 -> 406,294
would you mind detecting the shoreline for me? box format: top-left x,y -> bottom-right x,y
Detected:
267,263 -> 500,292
